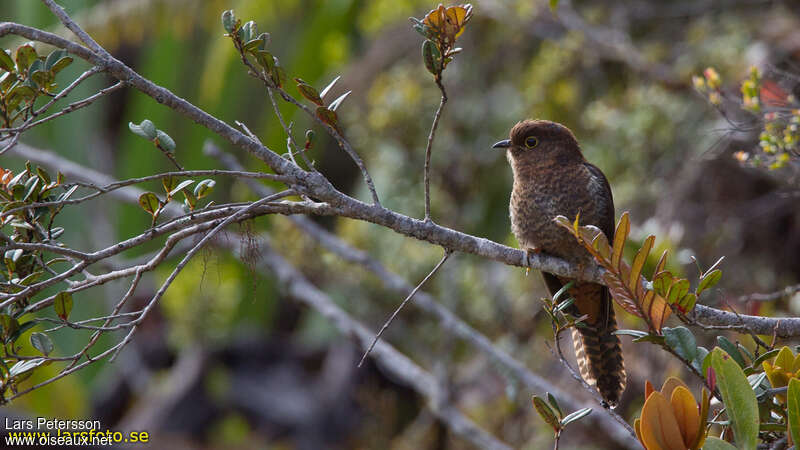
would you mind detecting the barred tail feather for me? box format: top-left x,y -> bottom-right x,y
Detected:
543,273 -> 626,407
571,314 -> 626,407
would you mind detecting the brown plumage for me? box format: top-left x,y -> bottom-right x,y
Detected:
494,119 -> 626,407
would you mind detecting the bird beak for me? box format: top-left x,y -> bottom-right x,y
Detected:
492,139 -> 511,149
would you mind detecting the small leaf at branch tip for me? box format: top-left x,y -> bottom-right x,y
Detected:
138,192 -> 160,216
155,130 -> 176,152
328,90 -> 351,111
53,291 -> 73,321
129,119 -> 157,140
221,10 -> 236,33
319,75 -> 341,99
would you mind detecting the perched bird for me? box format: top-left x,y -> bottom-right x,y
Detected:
493,119 -> 626,407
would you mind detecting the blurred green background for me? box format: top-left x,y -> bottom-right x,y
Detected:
2,0 -> 799,448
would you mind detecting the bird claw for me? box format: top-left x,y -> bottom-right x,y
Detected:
525,247 -> 541,276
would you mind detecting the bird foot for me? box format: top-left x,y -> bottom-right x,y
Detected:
525,247 -> 542,276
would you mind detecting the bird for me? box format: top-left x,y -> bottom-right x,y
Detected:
493,119 -> 626,407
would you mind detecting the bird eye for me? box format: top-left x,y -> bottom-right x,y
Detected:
524,136 -> 539,148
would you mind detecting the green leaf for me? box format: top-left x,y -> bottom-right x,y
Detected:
0,49 -> 14,72
182,188 -> 197,210
8,321 -> 36,344
788,378 -> 800,445
702,437 -> 739,450
295,78 -> 323,105
168,180 -> 194,197
652,271 -> 673,297
194,179 -> 215,199
315,106 -> 339,131
667,279 -> 690,304
546,392 -> 563,419
30,332 -> 53,356
560,407 -> 592,426
532,396 -> 560,431
0,314 -> 19,342
629,235 -> 654,294
549,0 -> 560,13
711,347 -> 759,450
53,291 -> 73,321
36,167 -> 51,185
155,130 -> 176,152
677,292 -> 697,313
751,348 -> 781,369
612,329 -> 648,339
697,269 -> 722,296
663,326 -> 698,362
422,40 -> 441,75
129,119 -> 157,140
8,358 -> 47,378
15,43 -> 37,73
717,336 -> 746,368
328,90 -> 351,112
43,49 -> 72,75
162,175 -> 178,194
552,280 -> 575,303
221,10 -> 236,33
138,192 -> 160,216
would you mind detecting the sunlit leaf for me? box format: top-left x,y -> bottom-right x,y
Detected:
138,192 -> 160,216
671,386 -> 700,448
640,391 -> 685,450
612,212 -> 629,270
697,269 -> 722,296
194,179 -> 215,199
295,78 -> 323,105
532,396 -> 560,431
53,291 -> 73,321
629,235 -> 654,296
711,347 -> 758,449
546,393 -> 563,419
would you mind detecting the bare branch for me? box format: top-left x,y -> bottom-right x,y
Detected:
423,80 -> 447,222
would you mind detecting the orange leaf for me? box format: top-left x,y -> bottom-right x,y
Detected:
612,212 -> 629,270
671,386 -> 700,449
640,391 -> 686,450
629,235 -> 654,296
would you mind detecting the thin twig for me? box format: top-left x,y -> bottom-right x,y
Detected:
358,249 -> 452,367
423,79 -> 447,222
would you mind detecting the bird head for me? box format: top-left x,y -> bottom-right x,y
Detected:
493,119 -> 584,169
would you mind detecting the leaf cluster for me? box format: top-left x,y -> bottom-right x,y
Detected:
0,44 -> 73,127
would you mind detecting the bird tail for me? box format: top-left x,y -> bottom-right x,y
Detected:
571,305 -> 626,407
544,274 -> 626,407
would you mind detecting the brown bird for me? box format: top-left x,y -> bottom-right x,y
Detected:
494,119 -> 626,407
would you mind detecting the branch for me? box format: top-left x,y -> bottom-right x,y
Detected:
423,80 -> 447,221
358,248 -> 451,366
